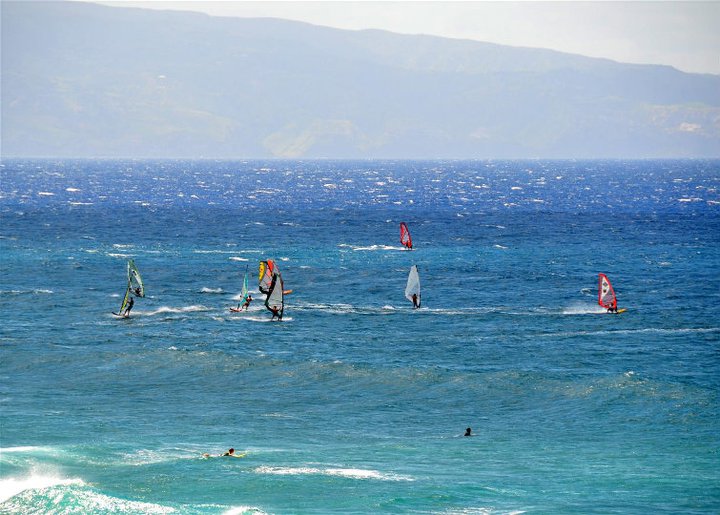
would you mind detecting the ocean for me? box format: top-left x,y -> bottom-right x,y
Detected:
1,158 -> 718,514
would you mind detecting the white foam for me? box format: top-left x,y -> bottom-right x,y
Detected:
231,291 -> 258,302
562,303 -> 606,315
142,305 -> 210,316
253,466 -> 413,482
539,327 -> 719,339
0,446 -> 53,454
37,191 -> 55,196
229,257 -> 250,261
0,289 -> 53,296
0,475 -> 85,503
200,287 -> 223,294
224,507 -> 268,515
238,315 -> 275,323
338,244 -> 406,251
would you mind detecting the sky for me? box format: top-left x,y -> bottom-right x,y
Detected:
96,0 -> 720,75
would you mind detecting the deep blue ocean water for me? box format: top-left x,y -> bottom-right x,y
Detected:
1,158 -> 719,514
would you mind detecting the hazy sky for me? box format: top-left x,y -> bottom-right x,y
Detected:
98,1 -> 719,75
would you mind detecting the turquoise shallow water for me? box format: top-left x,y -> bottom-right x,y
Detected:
1,159 -> 719,514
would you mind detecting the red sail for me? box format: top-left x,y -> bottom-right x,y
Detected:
400,222 -> 412,249
598,273 -> 617,310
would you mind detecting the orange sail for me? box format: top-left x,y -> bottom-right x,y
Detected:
259,259 -> 276,295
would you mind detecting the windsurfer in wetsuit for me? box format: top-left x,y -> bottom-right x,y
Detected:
123,295 -> 134,317
412,293 -> 420,309
240,294 -> 253,311
270,305 -> 281,320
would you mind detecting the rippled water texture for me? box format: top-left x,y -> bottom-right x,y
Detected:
1,159 -> 719,513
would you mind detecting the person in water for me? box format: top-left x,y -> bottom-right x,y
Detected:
464,427 -> 472,437
202,448 -> 238,458
123,295 -> 134,317
412,293 -> 420,309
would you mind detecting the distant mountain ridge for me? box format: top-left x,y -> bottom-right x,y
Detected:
2,1 -> 719,158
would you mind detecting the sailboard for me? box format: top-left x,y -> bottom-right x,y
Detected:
258,260 -> 277,295
128,259 -> 145,297
400,222 -> 413,249
598,273 -> 622,313
230,266 -> 251,312
265,272 -> 284,320
405,265 -> 421,308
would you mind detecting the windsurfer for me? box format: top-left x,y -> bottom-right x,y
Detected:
123,295 -> 134,317
239,294 -> 253,311
270,305 -> 282,320
412,293 -> 420,309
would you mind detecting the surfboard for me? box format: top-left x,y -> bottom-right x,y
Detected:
111,312 -> 129,318
599,308 -> 626,314
202,452 -> 247,458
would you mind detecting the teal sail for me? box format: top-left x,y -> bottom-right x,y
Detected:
241,266 -> 250,304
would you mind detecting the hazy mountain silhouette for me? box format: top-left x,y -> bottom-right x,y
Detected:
3,1 -> 719,158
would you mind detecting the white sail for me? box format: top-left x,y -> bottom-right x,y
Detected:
405,265 -> 420,307
265,272 -> 284,319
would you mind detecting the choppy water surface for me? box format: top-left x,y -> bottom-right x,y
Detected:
1,159 -> 719,514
